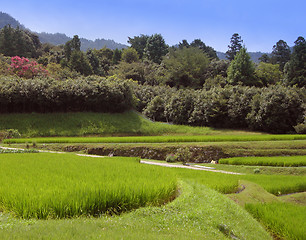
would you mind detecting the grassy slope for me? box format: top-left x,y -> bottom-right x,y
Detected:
0,181 -> 271,240
0,111 -> 238,137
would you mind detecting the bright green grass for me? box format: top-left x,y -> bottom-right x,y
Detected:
0,181 -> 272,240
245,202 -> 306,240
4,134 -> 306,144
219,156 -> 306,167
0,111 -> 229,137
0,153 -> 177,219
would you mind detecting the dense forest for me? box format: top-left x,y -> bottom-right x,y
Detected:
0,20 -> 305,133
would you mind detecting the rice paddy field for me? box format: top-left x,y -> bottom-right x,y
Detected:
0,112 -> 305,239
245,202 -> 306,240
0,153 -> 177,219
219,155 -> 306,167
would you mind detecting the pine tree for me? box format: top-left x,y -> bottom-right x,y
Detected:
226,33 -> 243,61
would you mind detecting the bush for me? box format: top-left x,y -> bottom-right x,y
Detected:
247,86 -> 304,133
294,123 -> 306,134
165,154 -> 177,163
0,75 -> 134,113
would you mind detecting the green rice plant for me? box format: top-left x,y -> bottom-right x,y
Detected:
4,134 -> 306,144
0,153 -> 177,219
219,156 -> 306,167
242,174 -> 306,195
245,202 -> 306,240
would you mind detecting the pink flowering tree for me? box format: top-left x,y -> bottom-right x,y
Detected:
8,56 -> 48,79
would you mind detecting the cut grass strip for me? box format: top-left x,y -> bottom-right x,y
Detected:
3,134 -> 306,144
219,156 -> 306,167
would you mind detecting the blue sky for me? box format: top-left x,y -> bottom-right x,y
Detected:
1,0 -> 305,52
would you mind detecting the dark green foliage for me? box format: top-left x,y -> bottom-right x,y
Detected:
121,47 -> 139,63
271,39 -> 291,71
226,33 -> 243,61
179,39 -> 218,60
190,87 -> 230,127
128,34 -> 149,59
112,48 -> 122,64
190,39 -> 218,59
0,76 -> 134,113
143,96 -> 166,122
258,53 -> 270,63
0,25 -> 41,58
111,61 -> 166,85
144,34 -> 168,64
227,86 -> 259,128
247,86 -> 304,133
255,62 -> 282,86
163,47 -> 210,88
69,51 -> 93,76
227,48 -> 258,86
165,89 -> 196,125
284,36 -> 306,87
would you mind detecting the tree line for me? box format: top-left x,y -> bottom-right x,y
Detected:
0,26 -> 305,133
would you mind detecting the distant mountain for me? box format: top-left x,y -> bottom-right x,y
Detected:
37,32 -> 127,50
0,11 -> 24,29
217,51 -> 270,63
0,12 -> 128,50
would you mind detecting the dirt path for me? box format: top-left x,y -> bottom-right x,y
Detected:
140,160 -> 245,175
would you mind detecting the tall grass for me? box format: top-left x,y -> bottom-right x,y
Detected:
4,134 -> 306,144
245,202 -> 306,240
219,156 -> 306,167
0,153 -> 177,219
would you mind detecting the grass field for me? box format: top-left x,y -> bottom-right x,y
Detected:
0,153 -> 177,219
4,134 -> 306,144
219,156 -> 306,167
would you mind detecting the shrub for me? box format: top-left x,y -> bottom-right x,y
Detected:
166,154 -> 177,163
247,85 -> 304,133
294,123 -> 306,134
8,56 -> 48,79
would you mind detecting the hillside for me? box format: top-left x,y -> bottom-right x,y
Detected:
0,11 -> 24,29
0,12 -> 127,50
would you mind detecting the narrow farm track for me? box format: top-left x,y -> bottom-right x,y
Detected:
140,160 -> 245,175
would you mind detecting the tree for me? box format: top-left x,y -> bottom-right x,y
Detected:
258,53 -> 270,63
284,36 -> 306,87
64,35 -> 81,61
190,39 -> 218,59
128,34 -> 149,59
255,62 -> 282,86
121,47 -> 139,63
227,47 -> 257,86
144,34 -> 168,64
163,47 -> 210,88
112,48 -> 122,64
69,51 -> 92,76
226,33 -> 243,61
0,25 -> 41,58
271,40 -> 291,71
